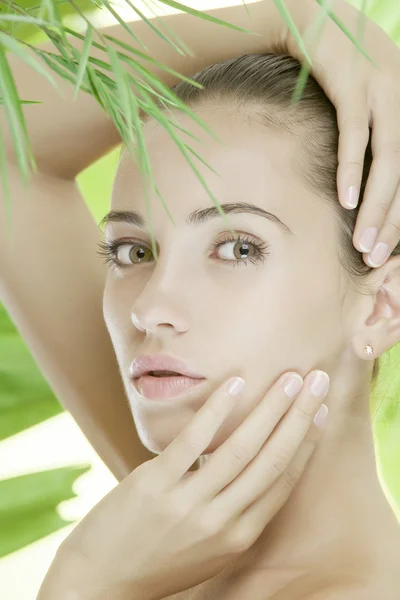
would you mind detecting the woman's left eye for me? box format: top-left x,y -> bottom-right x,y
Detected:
96,234 -> 270,269
211,234 -> 270,267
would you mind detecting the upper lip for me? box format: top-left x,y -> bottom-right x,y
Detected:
130,354 -> 205,379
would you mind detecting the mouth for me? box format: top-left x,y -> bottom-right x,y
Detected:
147,370 -> 182,377
132,371 -> 206,400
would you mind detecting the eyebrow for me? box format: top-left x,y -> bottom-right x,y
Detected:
99,201 -> 293,235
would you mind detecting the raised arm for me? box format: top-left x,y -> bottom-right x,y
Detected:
0,1 -> 292,481
1,0 -> 291,178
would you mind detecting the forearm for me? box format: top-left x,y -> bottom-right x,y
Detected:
0,164 -> 155,483
1,0 -> 289,179
37,543 -> 152,600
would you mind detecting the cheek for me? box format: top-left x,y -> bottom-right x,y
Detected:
102,277 -> 118,332
102,276 -> 134,354
201,272 -> 342,452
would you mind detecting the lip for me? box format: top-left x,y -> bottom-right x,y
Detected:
132,374 -> 206,400
129,353 -> 206,401
129,353 -> 205,380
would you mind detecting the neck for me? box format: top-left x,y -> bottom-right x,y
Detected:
204,369 -> 400,598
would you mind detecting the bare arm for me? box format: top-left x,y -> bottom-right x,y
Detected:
0,1 -> 291,481
0,164 -> 156,481
0,0 -> 289,178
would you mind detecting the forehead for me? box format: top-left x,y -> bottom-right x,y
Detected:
111,108 -> 308,224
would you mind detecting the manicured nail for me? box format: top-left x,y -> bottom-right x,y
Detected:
367,242 -> 389,268
308,371 -> 330,398
359,227 -> 378,253
345,186 -> 359,208
314,404 -> 329,428
226,377 -> 246,396
283,373 -> 304,398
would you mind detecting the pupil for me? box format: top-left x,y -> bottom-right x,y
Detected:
239,243 -> 249,257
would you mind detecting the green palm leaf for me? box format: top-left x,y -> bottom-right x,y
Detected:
0,0 -> 375,223
0,465 -> 91,557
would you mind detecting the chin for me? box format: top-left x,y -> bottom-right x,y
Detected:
130,392 -> 233,457
142,429 -> 227,457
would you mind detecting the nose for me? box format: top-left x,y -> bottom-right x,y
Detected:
131,294 -> 190,336
131,309 -> 189,335
130,250 -> 193,336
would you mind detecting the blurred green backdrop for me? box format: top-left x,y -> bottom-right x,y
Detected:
0,0 -> 400,569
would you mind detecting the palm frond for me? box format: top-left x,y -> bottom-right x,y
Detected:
0,0 -> 376,232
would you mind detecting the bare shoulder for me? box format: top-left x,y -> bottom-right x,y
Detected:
302,577 -> 399,600
160,569 -> 400,600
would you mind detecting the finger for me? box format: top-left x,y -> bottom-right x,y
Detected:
352,92 -> 400,260
230,426 -> 322,552
365,180 -> 400,268
155,376 -> 245,487
209,372 -> 328,519
182,371 -> 308,501
335,88 -> 370,210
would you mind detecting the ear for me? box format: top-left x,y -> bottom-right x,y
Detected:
352,255 -> 400,361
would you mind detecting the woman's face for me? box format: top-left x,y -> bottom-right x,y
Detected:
103,105 -> 356,454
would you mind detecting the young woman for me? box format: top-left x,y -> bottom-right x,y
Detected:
1,1 -> 400,599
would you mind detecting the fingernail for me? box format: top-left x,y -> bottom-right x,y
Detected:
313,404 -> 329,428
226,377 -> 246,396
367,242 -> 389,268
359,227 -> 378,253
283,373 -> 304,398
309,371 -> 330,398
345,186 -> 359,208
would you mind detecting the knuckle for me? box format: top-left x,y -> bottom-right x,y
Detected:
281,465 -> 300,492
130,460 -> 155,491
371,198 -> 391,217
375,73 -> 398,100
229,439 -> 253,465
176,430 -> 202,457
370,72 -> 394,102
269,447 -> 292,476
338,108 -> 368,133
344,159 -> 364,171
163,492 -> 190,521
207,400 -> 228,419
295,403 -> 316,421
196,511 -> 222,538
346,117 -> 369,136
227,528 -> 254,554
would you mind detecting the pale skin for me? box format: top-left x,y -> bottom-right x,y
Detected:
99,105 -> 400,598
1,0 -> 400,598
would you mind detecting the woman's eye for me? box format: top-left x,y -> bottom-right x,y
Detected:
116,244 -> 152,265
215,239 -> 257,262
97,234 -> 269,270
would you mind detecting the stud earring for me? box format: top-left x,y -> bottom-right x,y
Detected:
364,344 -> 374,356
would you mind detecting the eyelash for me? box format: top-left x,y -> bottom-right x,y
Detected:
96,233 -> 270,270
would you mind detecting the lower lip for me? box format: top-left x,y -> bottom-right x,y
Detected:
133,375 -> 206,400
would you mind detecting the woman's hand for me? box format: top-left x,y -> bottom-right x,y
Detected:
286,0 -> 400,268
38,370 -> 329,600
